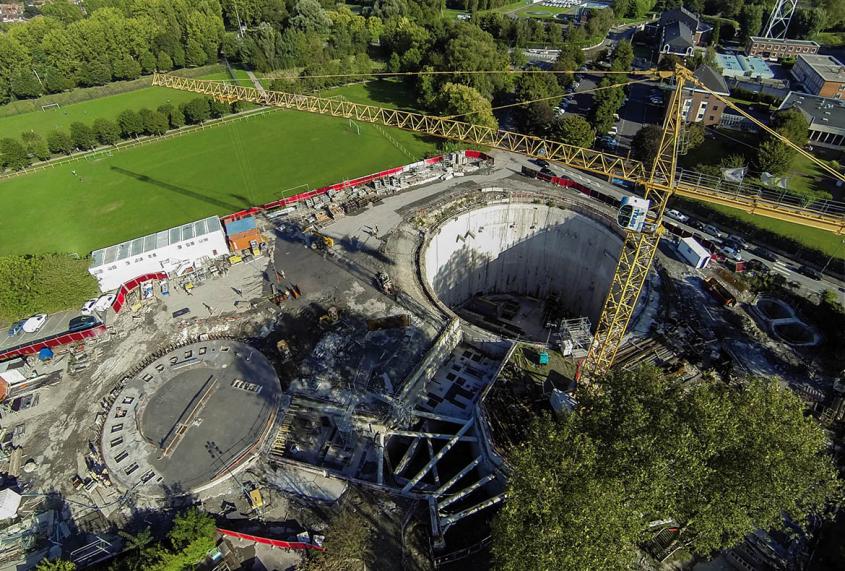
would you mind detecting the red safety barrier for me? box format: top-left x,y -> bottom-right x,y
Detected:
220,150 -> 493,222
112,272 -> 168,313
0,323 -> 107,362
217,528 -> 325,551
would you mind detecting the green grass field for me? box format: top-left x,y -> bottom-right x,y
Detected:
685,201 -> 845,258
0,108 -> 438,256
0,69 -> 251,141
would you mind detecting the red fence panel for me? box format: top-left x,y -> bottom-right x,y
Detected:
112,272 -> 168,313
217,528 -> 325,551
0,323 -> 107,362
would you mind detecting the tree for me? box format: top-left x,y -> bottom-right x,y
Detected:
300,509 -> 374,570
756,138 -> 795,176
117,109 -> 144,138
158,103 -> 185,129
209,99 -> 230,118
631,124 -> 663,167
514,70 -> 563,108
441,23 -> 510,99
10,69 -> 42,99
92,118 -> 120,145
290,0 -> 331,33
436,83 -> 498,130
35,559 -> 76,571
550,115 -> 595,148
521,102 -> 557,136
182,97 -> 211,124
20,131 -> 50,161
373,0 -> 408,19
113,54 -> 142,81
738,4 -> 766,41
139,109 -> 169,136
168,507 -> 216,557
590,77 -> 625,135
69,122 -> 96,150
40,0 -> 82,24
0,138 -> 31,171
156,51 -> 173,72
685,122 -> 705,150
46,129 -> 73,155
493,367 -> 842,570
772,108 -> 810,147
789,7 -> 827,40
611,40 -> 634,72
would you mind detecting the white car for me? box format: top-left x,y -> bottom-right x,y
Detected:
665,209 -> 689,223
22,314 -> 47,333
80,299 -> 98,315
94,294 -> 116,312
608,126 -> 618,136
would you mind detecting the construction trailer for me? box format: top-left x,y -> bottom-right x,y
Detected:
677,237 -> 711,269
223,215 -> 263,252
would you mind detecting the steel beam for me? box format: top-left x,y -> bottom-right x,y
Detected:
440,493 -> 507,527
438,474 -> 496,511
412,410 -> 469,425
393,437 -> 421,476
402,418 -> 474,494
426,438 -> 440,486
435,456 -> 483,496
388,430 -> 477,442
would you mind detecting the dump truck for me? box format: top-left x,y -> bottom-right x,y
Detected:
704,277 -> 736,307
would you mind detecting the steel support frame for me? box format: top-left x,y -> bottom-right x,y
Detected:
583,71 -> 686,378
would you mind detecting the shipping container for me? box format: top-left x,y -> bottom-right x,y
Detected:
677,237 -> 711,269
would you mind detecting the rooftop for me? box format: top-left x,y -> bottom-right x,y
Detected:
663,21 -> 694,51
90,216 -> 222,269
658,6 -> 708,33
224,216 -> 258,235
748,36 -> 819,47
691,64 -> 730,95
796,54 -> 845,83
715,54 -> 775,80
778,92 -> 845,131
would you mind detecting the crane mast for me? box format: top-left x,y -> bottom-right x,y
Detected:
152,69 -> 845,378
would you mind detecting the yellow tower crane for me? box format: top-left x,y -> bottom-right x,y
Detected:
152,66 -> 845,378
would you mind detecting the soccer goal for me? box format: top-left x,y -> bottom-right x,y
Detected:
41,103 -> 60,112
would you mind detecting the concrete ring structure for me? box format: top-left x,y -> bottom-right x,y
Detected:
421,201 -> 626,340
101,340 -> 283,497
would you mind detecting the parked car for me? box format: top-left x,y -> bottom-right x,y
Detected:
754,247 -> 777,261
80,299 -> 98,315
702,224 -> 724,238
94,294 -> 116,312
723,238 -> 744,253
68,315 -> 99,332
725,234 -> 747,250
686,218 -> 704,230
719,246 -> 743,262
535,159 -> 550,168
22,314 -> 47,333
797,265 -> 822,280
608,126 -> 618,136
665,209 -> 689,223
7,321 -> 25,337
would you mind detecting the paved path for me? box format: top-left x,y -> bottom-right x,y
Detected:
246,70 -> 267,97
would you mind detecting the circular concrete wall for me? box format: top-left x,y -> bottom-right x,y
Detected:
422,203 -> 623,328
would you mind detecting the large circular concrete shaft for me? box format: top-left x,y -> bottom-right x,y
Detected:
422,203 -> 622,334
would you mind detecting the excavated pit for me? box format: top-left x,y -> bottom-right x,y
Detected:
422,203 -> 624,340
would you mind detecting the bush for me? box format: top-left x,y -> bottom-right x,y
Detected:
69,121 -> 96,150
117,109 -> 144,138
0,254 -> 99,322
181,98 -> 211,124
93,118 -> 120,145
46,130 -> 74,155
0,138 -> 32,171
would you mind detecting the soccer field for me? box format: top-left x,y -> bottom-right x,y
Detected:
0,69 -> 251,140
0,109 -> 438,256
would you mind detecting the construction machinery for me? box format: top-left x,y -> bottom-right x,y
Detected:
376,271 -> 395,295
152,67 -> 845,379
306,228 -> 335,250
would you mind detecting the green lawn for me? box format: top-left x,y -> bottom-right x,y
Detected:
513,4 -> 575,19
813,31 -> 845,47
318,79 -> 421,111
0,69 -> 252,141
689,202 -> 845,259
0,109 -> 438,256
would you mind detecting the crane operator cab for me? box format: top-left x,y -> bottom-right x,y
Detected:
617,196 -> 654,233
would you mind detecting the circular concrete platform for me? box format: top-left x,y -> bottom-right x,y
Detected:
101,340 -> 283,497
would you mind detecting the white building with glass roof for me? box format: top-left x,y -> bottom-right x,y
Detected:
88,216 -> 228,291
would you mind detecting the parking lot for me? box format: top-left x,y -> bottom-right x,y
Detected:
0,309 -> 99,355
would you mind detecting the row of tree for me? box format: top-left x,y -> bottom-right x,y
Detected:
0,97 -> 241,173
493,366 -> 842,570
0,0 -> 225,103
